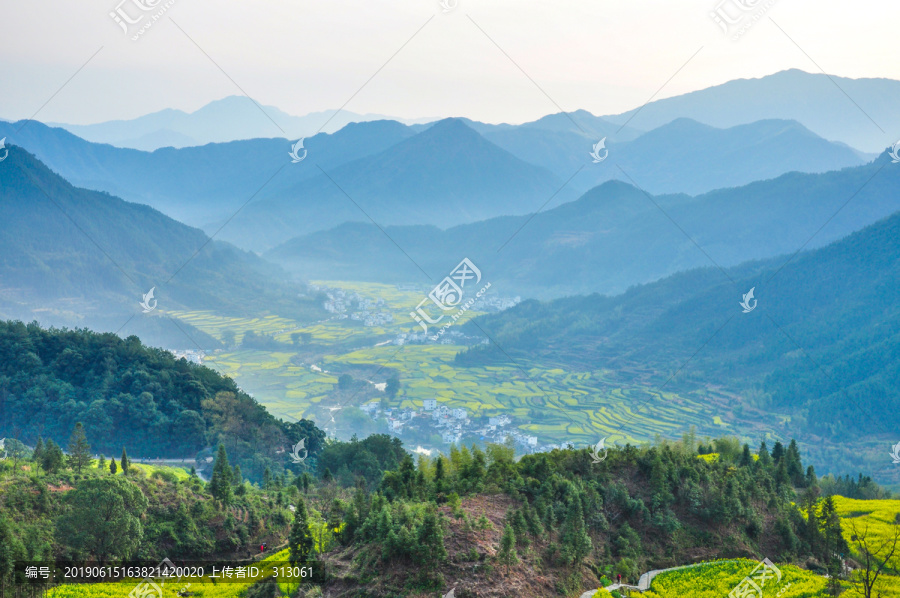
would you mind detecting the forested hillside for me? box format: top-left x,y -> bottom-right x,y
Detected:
0,321 -> 323,480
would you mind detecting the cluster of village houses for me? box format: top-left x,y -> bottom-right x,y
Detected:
360,399 -> 564,453
320,288 -> 395,327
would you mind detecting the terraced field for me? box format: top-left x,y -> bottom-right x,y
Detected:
165,280 -> 739,448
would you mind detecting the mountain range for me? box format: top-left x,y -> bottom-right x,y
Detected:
0,114 -> 868,251
46,95 -> 434,151
0,145 -> 322,348
604,69 -> 900,153
266,151 -> 900,298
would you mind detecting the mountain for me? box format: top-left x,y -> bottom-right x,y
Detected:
478,116 -> 867,196
48,95 -> 435,150
603,69 -> 900,153
222,118 -> 566,251
456,201 -> 900,485
266,152 -> 900,298
0,118 -> 417,226
0,145 -> 322,348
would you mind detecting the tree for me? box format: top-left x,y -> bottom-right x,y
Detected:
498,523 -> 520,575
222,329 -> 236,348
55,477 -> 148,564
120,448 -> 130,474
98,455 -> 106,471
32,437 -> 44,464
67,423 -> 92,474
757,441 -> 772,468
0,516 -> 26,582
847,520 -> 900,598
771,441 -> 785,464
338,374 -> 353,390
385,376 -> 400,399
433,456 -> 446,499
4,439 -> 28,471
415,508 -> 447,570
819,496 -> 847,596
42,439 -> 64,473
232,464 -> 243,487
561,497 -> 592,566
208,444 -> 233,507
109,458 -> 118,475
289,497 -> 314,565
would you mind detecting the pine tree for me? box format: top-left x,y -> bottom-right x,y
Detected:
561,497 -> 592,566
67,423 -> 92,474
740,444 -> 752,467
322,467 -> 334,484
110,457 -> 118,474
786,439 -> 804,485
120,448 -> 130,474
498,523 -> 520,575
771,440 -> 785,464
32,437 -> 44,463
757,441 -> 772,468
232,464 -> 242,487
289,496 -> 314,565
263,467 -> 272,491
434,455 -> 446,497
209,444 -> 233,507
415,508 -> 447,569
806,465 -> 818,488
511,508 -> 530,549
41,440 -> 64,473
98,454 -> 106,470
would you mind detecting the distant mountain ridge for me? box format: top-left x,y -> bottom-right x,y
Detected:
266,151 -> 900,298
0,145 -> 322,348
0,115 -> 867,251
224,117 -> 566,251
604,69 -> 900,153
47,95 -> 436,150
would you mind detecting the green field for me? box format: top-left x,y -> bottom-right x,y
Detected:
165,281 -> 748,449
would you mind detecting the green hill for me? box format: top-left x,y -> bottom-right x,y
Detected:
456,200 -> 900,486
0,321 -> 324,479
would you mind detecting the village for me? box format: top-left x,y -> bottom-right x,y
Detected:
359,399 -> 566,454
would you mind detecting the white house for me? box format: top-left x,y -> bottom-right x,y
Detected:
423,399 -> 437,411
442,431 -> 461,444
452,408 -> 467,420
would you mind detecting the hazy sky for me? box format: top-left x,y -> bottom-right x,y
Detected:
1,0 -> 898,125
